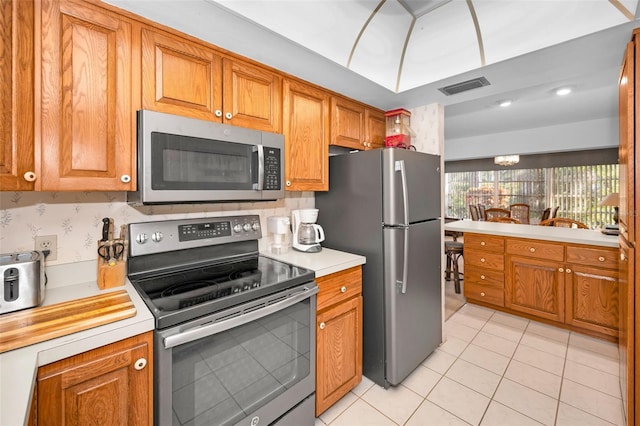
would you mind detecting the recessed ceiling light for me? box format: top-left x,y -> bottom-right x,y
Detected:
555,87 -> 572,96
499,100 -> 512,108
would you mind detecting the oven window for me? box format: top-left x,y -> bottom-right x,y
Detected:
150,132 -> 257,190
170,298 -> 312,425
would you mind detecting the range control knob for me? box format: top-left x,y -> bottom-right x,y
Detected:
233,224 -> 243,233
252,222 -> 260,231
136,233 -> 148,244
151,231 -> 163,242
243,223 -> 252,232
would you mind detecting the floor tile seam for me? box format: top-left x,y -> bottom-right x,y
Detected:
512,347 -> 566,377
562,358 -> 623,383
517,337 -> 569,359
447,317 -> 489,331
478,324 -> 524,344
484,399 -> 547,426
563,353 -> 620,376
566,342 -> 621,363
463,341 -> 515,362
420,381 -> 477,426
552,342 -> 570,425
493,377 -> 560,425
322,392 -> 360,426
560,376 -> 624,403
486,316 -> 530,332
447,356 -> 507,385
556,397 -> 620,425
354,395 -> 403,425
438,336 -> 472,358
522,323 -> 570,345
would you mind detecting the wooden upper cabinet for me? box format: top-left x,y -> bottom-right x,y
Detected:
141,28 -> 281,132
618,40 -> 636,243
39,0 -> 134,191
141,27 -> 222,121
331,96 -> 365,150
222,58 -> 282,132
365,109 -> 386,150
1,0 -> 35,191
283,79 -> 329,191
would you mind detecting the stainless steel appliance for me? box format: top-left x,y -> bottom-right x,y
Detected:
291,209 -> 325,253
315,148 -> 442,388
127,215 -> 317,426
1,251 -> 46,314
129,110 -> 284,205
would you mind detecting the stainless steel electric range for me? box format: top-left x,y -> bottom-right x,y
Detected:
127,215 -> 317,426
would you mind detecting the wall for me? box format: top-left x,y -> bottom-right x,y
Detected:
444,116 -> 618,161
0,192 -> 314,265
411,103 -> 444,156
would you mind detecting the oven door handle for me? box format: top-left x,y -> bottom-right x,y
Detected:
163,286 -> 318,349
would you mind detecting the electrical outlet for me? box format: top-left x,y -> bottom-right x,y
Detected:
35,235 -> 57,261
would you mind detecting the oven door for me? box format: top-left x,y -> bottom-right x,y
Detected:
155,283 -> 318,426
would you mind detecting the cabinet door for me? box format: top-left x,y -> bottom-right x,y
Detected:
0,0 -> 35,190
619,40 -> 637,244
505,255 -> 565,322
565,264 -> 619,337
37,332 -> 153,426
141,28 -> 223,122
619,239 -> 635,425
40,0 -> 134,190
365,108 -> 385,150
282,79 -> 329,191
331,96 -> 365,150
316,296 -> 362,416
222,58 -> 282,132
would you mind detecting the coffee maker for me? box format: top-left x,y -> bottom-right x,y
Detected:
291,209 -> 325,253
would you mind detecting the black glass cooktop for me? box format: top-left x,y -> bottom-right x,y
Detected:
131,255 -> 314,329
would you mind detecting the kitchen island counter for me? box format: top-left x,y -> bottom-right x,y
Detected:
444,220 -> 619,248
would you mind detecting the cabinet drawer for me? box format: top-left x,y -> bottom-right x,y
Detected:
566,245 -> 618,269
465,249 -> 504,271
464,282 -> 504,307
465,233 -> 504,252
316,266 -> 362,312
506,238 -> 564,262
465,269 -> 504,288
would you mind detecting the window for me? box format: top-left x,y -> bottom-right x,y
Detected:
445,164 -> 618,228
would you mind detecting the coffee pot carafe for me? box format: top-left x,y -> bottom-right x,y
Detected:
291,209 -> 325,253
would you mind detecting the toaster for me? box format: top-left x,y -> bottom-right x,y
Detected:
1,251 -> 46,314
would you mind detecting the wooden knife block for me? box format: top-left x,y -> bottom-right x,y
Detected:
96,240 -> 127,289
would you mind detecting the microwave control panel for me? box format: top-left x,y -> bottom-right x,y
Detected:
264,148 -> 281,190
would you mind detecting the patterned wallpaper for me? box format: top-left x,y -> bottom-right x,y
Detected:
0,191 -> 314,265
411,103 -> 445,156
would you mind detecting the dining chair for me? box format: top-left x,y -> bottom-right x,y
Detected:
487,217 -> 521,224
551,206 -> 560,218
484,207 -> 511,221
538,217 -> 589,229
444,240 -> 463,294
540,207 -> 551,222
469,204 -> 480,221
509,203 -> 530,224
477,204 -> 486,220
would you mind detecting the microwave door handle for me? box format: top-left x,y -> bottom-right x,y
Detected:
253,145 -> 264,190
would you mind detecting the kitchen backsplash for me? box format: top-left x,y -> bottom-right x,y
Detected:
0,191 -> 314,265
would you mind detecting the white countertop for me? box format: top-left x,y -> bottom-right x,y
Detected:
261,247 -> 366,277
0,261 -> 155,426
445,220 -> 619,248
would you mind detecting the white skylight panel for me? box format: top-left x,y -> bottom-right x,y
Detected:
349,0 -> 413,90
399,0 -> 480,92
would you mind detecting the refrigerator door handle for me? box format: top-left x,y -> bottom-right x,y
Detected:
396,226 -> 409,294
394,160 -> 409,226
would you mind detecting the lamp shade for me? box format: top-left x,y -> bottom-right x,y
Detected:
600,192 -> 619,207
494,155 -> 519,166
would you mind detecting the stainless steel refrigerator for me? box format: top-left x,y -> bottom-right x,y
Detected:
315,148 -> 442,388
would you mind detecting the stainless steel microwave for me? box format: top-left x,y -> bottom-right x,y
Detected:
128,110 -> 284,205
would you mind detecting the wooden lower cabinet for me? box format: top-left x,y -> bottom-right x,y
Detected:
36,332 -> 153,425
315,266 -> 363,416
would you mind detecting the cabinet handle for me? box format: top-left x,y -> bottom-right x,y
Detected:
340,286 -> 347,293
558,267 -> 564,273
480,275 -> 486,280
134,358 -> 147,371
621,253 -> 626,261
529,247 -> 536,253
598,256 -> 605,262
121,175 -> 131,183
480,292 -> 486,297
480,258 -> 486,263
566,268 -> 572,274
23,171 -> 36,182
286,180 -> 292,187
225,112 -> 233,120
319,322 -> 326,330
215,110 -> 222,117
480,241 -> 486,246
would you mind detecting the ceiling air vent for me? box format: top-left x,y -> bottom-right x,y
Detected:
438,77 -> 491,96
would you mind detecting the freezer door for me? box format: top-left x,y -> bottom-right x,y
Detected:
383,219 -> 442,386
382,149 -> 441,225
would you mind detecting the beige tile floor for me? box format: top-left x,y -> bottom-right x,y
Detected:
314,303 -> 624,426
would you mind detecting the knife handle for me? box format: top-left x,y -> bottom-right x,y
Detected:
101,218 -> 111,242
